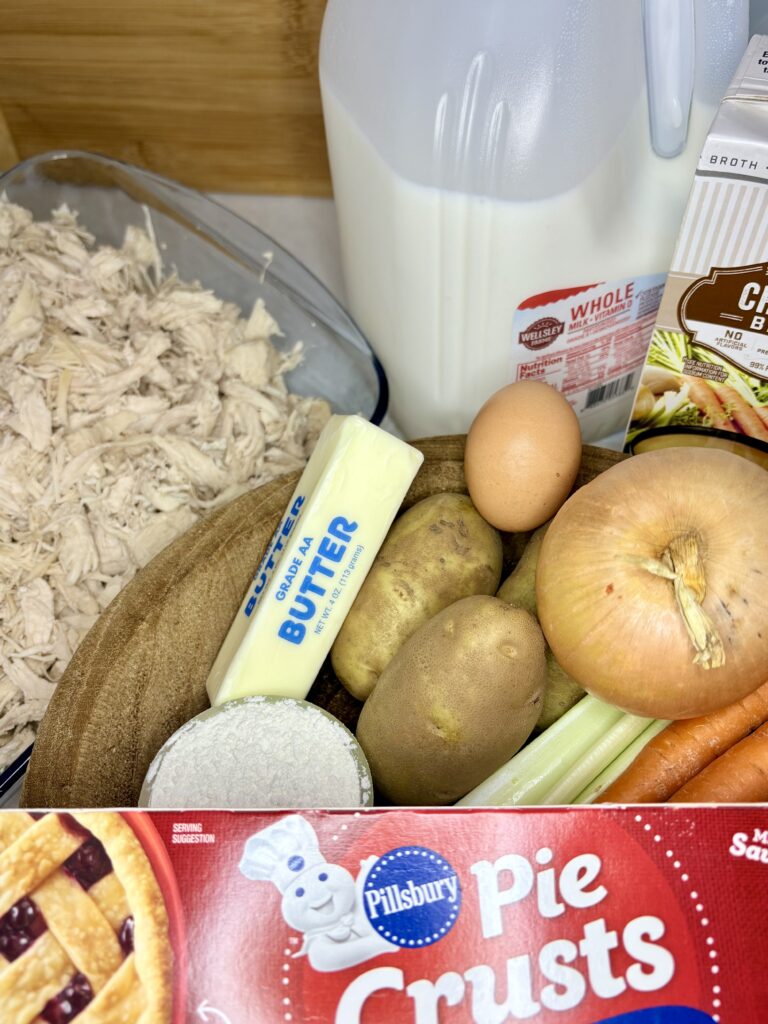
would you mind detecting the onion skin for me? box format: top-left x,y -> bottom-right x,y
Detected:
535,448 -> 768,719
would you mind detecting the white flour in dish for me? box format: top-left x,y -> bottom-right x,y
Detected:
142,697 -> 372,808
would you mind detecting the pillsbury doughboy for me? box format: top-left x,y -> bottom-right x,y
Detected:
239,815 -> 397,972
239,815 -> 326,892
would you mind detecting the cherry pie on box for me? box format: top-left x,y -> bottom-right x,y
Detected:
0,811 -> 172,1024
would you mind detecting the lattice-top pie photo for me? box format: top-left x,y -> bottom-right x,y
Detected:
0,811 -> 173,1023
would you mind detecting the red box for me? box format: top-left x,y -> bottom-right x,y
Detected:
4,807 -> 767,1023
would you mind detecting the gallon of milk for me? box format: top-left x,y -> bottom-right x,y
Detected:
319,0 -> 750,443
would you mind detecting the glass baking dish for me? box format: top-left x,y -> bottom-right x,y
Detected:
0,150 -> 389,803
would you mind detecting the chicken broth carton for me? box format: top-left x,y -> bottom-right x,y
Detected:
626,34 -> 768,462
4,807 -> 766,1023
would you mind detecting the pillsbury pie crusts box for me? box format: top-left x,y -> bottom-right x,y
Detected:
2,807 -> 766,1023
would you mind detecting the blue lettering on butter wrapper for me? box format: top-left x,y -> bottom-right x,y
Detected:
244,495 -> 305,618
278,517 -> 359,645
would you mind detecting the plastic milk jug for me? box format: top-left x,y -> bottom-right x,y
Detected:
319,0 -> 749,443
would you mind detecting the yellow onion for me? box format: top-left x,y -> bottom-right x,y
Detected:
536,448 -> 768,719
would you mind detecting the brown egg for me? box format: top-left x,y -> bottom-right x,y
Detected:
464,381 -> 582,531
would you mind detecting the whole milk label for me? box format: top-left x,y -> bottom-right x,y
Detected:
103,806 -> 768,1023
511,274 -> 666,433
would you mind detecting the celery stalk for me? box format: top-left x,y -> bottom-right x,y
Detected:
573,718 -> 671,804
540,713 -> 658,805
456,695 -> 625,806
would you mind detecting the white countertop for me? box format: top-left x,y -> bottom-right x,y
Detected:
213,193 -> 347,303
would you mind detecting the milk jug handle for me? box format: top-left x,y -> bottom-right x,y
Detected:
642,0 -> 695,158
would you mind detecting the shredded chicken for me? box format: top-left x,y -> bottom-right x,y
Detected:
0,198 -> 331,772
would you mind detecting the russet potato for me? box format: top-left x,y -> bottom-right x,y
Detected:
331,492 -> 503,700
356,595 -> 546,805
497,522 -> 584,730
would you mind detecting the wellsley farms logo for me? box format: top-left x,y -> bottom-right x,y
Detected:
519,316 -> 565,351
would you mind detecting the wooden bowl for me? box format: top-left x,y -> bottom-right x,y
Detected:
22,437 -> 624,807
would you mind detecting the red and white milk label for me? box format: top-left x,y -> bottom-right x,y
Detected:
512,274 -> 665,420
139,806 -> 768,1023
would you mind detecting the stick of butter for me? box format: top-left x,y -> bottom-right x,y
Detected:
206,415 -> 424,705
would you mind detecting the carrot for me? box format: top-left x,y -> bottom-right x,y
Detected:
681,376 -> 736,432
596,679 -> 768,804
709,382 -> 768,441
669,721 -> 768,802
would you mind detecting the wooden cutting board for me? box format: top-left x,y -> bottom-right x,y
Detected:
22,437 -> 625,808
0,0 -> 331,195
0,105 -> 18,174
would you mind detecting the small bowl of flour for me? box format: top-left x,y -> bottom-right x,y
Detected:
140,697 -> 373,808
